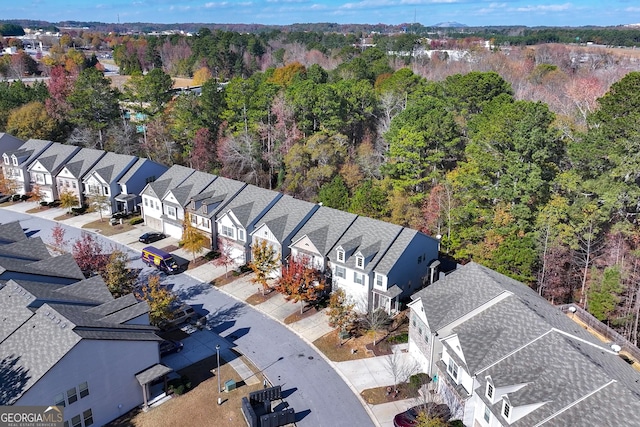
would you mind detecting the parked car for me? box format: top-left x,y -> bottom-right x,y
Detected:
393,403 -> 451,427
158,304 -> 198,330
159,339 -> 184,357
139,232 -> 167,244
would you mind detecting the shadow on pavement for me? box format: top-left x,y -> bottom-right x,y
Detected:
294,409 -> 311,422
225,327 -> 250,342
176,281 -> 212,300
281,387 -> 297,399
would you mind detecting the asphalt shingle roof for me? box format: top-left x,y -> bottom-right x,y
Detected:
330,216 -> 403,273
189,177 -> 246,219
60,148 -> 106,179
29,143 -> 79,173
0,222 -> 27,244
216,184 -> 281,227
143,164 -> 194,199
3,139 -> 51,165
85,152 -> 136,183
164,170 -> 216,207
290,206 -> 357,256
252,195 -> 318,243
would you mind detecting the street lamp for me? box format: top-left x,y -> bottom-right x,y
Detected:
216,344 -> 221,403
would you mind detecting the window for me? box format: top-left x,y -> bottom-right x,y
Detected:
447,358 -> 459,381
221,225 -> 234,238
203,219 -> 210,229
155,201 -> 159,210
71,414 -> 81,427
191,214 -> 197,225
484,405 -> 491,423
354,272 -> 364,285
375,274 -> 383,287
87,184 -> 99,194
67,387 -> 77,404
356,255 -> 364,268
418,327 -> 422,336
144,198 -> 148,207
486,383 -> 493,399
337,249 -> 344,262
83,409 -> 93,426
3,154 -> 8,165
34,173 -> 45,184
424,333 -> 429,343
238,229 -> 245,241
103,186 -> 109,195
72,181 -> 76,189
502,402 -> 511,419
202,205 -> 208,214
335,266 -> 346,279
412,318 -> 416,327
167,206 -> 176,218
12,156 -> 18,166
418,255 -> 422,264
54,392 -> 65,407
79,382 -> 89,398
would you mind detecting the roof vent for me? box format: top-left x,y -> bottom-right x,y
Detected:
568,306 -> 577,313
611,344 -> 622,353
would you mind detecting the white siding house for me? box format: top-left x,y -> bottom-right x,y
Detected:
26,143 -> 80,202
140,165 -> 194,232
82,152 -> 137,215
1,139 -> 53,195
55,148 -> 105,208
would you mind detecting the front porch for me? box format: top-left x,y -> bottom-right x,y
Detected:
135,363 -> 174,411
372,285 -> 403,315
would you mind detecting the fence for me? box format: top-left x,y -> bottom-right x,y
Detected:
558,304 -> 640,363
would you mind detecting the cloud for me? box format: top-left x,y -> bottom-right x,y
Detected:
203,1 -> 252,8
339,0 -> 459,11
512,3 -> 572,12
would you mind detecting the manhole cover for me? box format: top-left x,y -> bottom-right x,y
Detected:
308,356 -> 314,360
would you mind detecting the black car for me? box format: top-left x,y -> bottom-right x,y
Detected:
159,339 -> 183,357
139,232 -> 167,244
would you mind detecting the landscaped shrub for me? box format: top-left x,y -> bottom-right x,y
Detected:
11,194 -> 21,202
129,217 -> 144,225
20,194 -> 29,201
204,250 -> 220,261
40,201 -> 48,206
167,375 -> 191,395
387,332 -> 408,344
71,206 -> 87,215
409,373 -> 431,389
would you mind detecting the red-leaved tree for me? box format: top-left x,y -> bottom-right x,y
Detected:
275,255 -> 325,313
50,223 -> 68,253
189,128 -> 215,172
212,238 -> 236,278
72,232 -> 108,277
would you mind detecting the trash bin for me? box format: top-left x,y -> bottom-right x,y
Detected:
224,379 -> 236,392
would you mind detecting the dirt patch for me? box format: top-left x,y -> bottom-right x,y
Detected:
284,305 -> 318,324
187,257 -> 208,269
53,213 -> 75,221
82,218 -> 136,236
245,288 -> 278,305
26,206 -> 47,213
360,383 -> 419,405
105,354 -> 264,427
313,329 -> 384,362
160,245 -> 179,252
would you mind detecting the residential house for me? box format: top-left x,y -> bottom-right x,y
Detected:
0,223 -> 172,427
114,158 -> 168,214
26,142 -> 80,202
289,206 -> 357,272
186,176 -> 247,249
0,133 -> 24,165
407,262 -> 640,426
249,195 -> 320,275
55,148 -> 106,208
328,216 -> 439,313
160,171 -> 216,239
82,152 -> 137,215
1,139 -> 53,195
140,165 -> 194,232
215,185 -> 282,265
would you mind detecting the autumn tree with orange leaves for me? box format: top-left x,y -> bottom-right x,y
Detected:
275,255 -> 325,313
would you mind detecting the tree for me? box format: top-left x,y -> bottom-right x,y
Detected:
275,255 -> 325,313
189,127 -> 215,172
86,193 -> 111,221
249,239 -> 279,294
181,216 -> 208,262
67,67 -> 120,149
385,350 -> 419,394
327,288 -> 357,337
360,307 -> 391,346
104,250 -> 135,297
59,190 -> 80,212
28,184 -> 45,206
50,223 -> 67,253
136,275 -> 176,326
588,266 -> 624,324
123,68 -> 174,117
212,238 -> 235,278
71,232 -> 107,277
6,101 -> 61,141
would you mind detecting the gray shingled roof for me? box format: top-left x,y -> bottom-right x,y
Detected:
0,237 -> 52,262
0,222 -> 27,244
330,216 -> 403,273
476,331 -> 640,427
143,164 -> 194,199
252,195 -> 318,243
0,282 -> 37,342
0,133 -> 23,150
289,206 -> 357,256
60,148 -> 106,179
375,228 -> 423,275
188,176 -> 246,219
216,184 -> 281,227
85,293 -> 138,316
85,152 -> 136,183
3,139 -> 51,165
164,170 -> 216,207
29,143 -> 79,174
54,275 -> 114,304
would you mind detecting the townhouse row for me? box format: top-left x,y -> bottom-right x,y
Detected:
0,135 -> 440,314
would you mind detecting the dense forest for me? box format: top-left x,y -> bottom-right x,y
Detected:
3,27 -> 640,344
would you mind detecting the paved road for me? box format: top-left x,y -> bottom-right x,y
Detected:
1,210 -> 374,427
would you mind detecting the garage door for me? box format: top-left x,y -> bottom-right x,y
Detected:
164,222 -> 183,240
145,216 -> 163,231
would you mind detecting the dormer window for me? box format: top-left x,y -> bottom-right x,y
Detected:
356,255 -> 364,268
486,383 -> 494,400
3,154 -> 8,165
12,155 -> 18,166
502,401 -> 511,420
337,249 -> 345,262
202,205 -> 207,214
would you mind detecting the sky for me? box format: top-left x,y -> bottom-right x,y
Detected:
3,0 -> 640,27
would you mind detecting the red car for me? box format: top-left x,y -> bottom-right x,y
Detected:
393,403 -> 451,427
